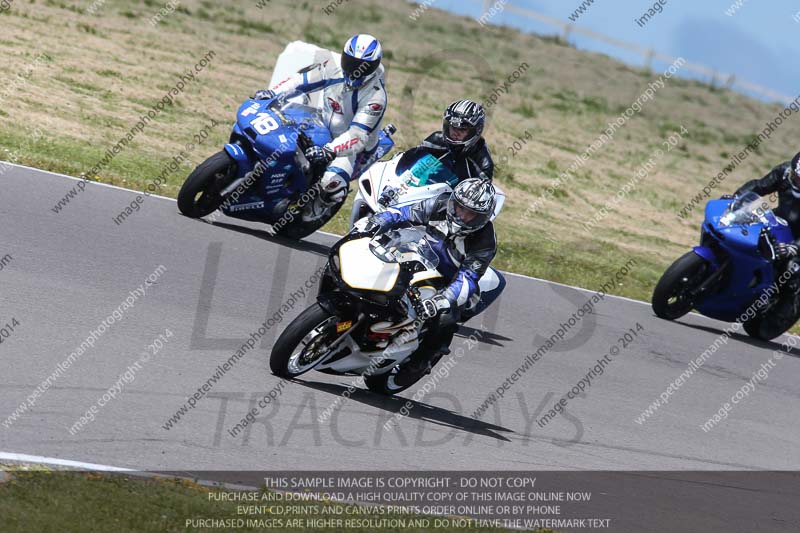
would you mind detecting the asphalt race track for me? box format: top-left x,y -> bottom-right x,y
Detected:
1,165 -> 799,531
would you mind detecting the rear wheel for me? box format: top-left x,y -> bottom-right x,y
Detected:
652,252 -> 709,320
270,303 -> 344,378
364,348 -> 442,396
177,151 -> 235,218
274,200 -> 344,240
742,318 -> 762,339
365,365 -> 427,395
743,293 -> 800,341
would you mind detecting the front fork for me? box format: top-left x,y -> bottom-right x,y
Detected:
221,143 -> 256,197
691,245 -> 729,299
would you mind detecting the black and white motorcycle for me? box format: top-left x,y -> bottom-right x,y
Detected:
270,226 -> 500,394
349,150 -> 506,226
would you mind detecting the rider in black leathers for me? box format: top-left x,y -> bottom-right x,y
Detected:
358,178 -> 503,375
734,152 -> 800,260
350,99 -> 494,227
732,152 -> 800,321
400,99 -> 494,182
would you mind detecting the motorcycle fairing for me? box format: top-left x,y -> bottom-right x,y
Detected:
221,99 -> 394,223
339,238 -> 400,292
693,197 -> 793,322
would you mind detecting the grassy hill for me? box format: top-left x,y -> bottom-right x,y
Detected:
2,0 -> 799,302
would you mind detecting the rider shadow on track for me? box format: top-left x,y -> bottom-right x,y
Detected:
203,220 -> 331,257
455,325 -> 511,348
676,320 -> 800,357
295,380 -> 514,442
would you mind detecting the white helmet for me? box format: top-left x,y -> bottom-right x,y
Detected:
341,34 -> 382,90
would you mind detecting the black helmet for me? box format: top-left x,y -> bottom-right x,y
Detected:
791,152 -> 800,191
341,34 -> 382,90
442,99 -> 486,154
446,178 -> 496,235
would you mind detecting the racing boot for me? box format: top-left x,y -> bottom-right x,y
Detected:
301,173 -> 347,222
402,323 -> 457,376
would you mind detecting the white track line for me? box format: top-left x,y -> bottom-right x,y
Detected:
0,451 -> 133,471
0,450 -> 522,528
2,164 -> 796,476
0,451 -> 265,491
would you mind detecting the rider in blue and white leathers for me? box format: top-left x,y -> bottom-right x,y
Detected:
254,34 -> 387,221
357,178 -> 504,373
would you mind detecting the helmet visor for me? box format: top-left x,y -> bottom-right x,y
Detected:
341,54 -> 379,86
447,196 -> 491,231
792,155 -> 800,186
443,118 -> 477,146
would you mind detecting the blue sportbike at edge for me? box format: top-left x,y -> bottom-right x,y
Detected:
177,95 -> 395,239
652,192 -> 800,340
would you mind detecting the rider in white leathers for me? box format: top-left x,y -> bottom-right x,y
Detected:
255,34 -> 387,221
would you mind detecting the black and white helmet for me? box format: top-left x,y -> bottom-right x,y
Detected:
446,178 -> 496,235
790,151 -> 800,191
442,99 -> 486,154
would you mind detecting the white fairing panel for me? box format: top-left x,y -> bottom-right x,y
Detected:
317,336 -> 420,374
357,152 -> 506,221
358,154 -> 400,209
410,270 -> 443,287
492,192 -> 505,220
339,238 -> 400,292
269,41 -> 336,108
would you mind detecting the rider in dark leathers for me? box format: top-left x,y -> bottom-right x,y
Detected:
732,152 -> 800,321
359,178 -> 502,374
734,152 -> 800,260
350,99 -> 493,226
400,99 -> 494,182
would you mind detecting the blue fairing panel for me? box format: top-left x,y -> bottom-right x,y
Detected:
224,143 -> 249,163
692,246 -> 718,268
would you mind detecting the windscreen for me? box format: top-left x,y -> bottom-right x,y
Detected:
369,227 -> 439,270
719,192 -> 771,227
275,97 -> 326,129
405,154 -> 460,187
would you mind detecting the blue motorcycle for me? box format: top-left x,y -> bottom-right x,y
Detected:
652,192 -> 799,340
178,96 -> 395,239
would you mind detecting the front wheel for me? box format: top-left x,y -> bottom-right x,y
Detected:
652,252 -> 710,320
177,151 -> 235,218
270,303 -> 343,378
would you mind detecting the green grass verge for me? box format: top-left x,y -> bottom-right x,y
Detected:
0,469 -> 554,533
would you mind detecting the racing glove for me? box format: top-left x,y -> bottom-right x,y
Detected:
417,293 -> 452,320
378,186 -> 398,207
720,194 -> 734,200
775,243 -> 799,260
352,216 -> 382,236
305,145 -> 336,166
253,89 -> 277,100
